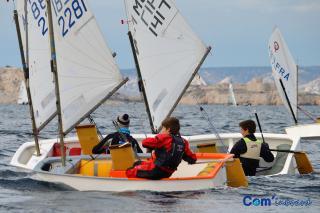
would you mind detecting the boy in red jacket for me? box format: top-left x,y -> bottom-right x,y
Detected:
126,117 -> 197,179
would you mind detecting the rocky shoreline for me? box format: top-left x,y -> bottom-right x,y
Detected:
0,67 -> 24,104
1,67 -> 320,105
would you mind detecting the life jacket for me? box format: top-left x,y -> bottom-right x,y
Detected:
240,137 -> 262,160
117,128 -> 131,144
154,135 -> 185,172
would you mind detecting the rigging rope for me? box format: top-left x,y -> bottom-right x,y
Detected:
297,105 -> 317,122
245,103 -> 267,142
190,91 -> 228,153
87,114 -> 103,140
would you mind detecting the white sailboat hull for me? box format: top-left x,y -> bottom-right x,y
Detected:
285,123 -> 320,140
10,136 -> 79,170
32,158 -> 228,192
33,171 -> 226,192
11,133 -> 301,176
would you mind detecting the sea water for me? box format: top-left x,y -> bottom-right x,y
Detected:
0,103 -> 319,213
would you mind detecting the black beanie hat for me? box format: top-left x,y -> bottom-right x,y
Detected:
117,114 -> 130,127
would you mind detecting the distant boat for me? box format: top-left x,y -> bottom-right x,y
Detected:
268,27 -> 320,139
191,74 -> 208,86
268,27 -> 298,123
218,77 -> 237,106
17,81 -> 28,105
228,83 -> 237,106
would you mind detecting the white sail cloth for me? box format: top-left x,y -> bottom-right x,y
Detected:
268,27 -> 298,118
50,0 -> 124,133
229,83 -> 237,106
125,0 -> 209,132
17,81 -> 28,105
16,0 -> 57,129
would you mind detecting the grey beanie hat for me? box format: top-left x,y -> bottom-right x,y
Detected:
117,114 -> 130,128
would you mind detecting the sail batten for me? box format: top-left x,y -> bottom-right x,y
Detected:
268,27 -> 298,121
125,0 -> 209,132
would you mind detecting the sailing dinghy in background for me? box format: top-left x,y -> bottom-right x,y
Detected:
17,81 -> 28,105
228,82 -> 237,106
11,1 -> 314,192
268,27 -> 320,139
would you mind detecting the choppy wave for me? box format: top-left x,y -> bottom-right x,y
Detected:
0,169 -> 29,179
0,178 -> 74,192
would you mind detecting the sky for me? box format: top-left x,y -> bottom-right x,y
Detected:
0,0 -> 319,69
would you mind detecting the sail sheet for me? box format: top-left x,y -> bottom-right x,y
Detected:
49,0 -> 124,133
125,0 -> 209,132
17,81 -> 28,104
16,0 -> 57,129
268,27 -> 298,118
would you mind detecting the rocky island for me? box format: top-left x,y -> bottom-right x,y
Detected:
1,67 -> 319,105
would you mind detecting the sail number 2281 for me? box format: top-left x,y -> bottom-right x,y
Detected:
29,0 -> 87,37
52,0 -> 88,37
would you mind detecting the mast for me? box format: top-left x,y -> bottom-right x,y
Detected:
13,3 -> 41,156
128,31 -> 156,134
279,78 -> 298,125
46,0 -> 66,166
24,1 -> 29,68
165,46 -> 212,132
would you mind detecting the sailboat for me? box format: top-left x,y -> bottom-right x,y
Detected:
124,0 -> 212,133
10,0 -> 246,192
268,27 -> 320,139
228,82 -> 237,106
17,81 -> 28,105
11,1 -> 313,191
191,74 -> 207,86
121,9 -> 313,176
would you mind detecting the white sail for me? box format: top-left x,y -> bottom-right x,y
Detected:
191,74 -> 207,86
17,81 -> 28,105
268,27 -> 298,119
228,83 -> 237,106
125,0 -> 209,132
16,0 -> 57,129
50,0 -> 124,133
